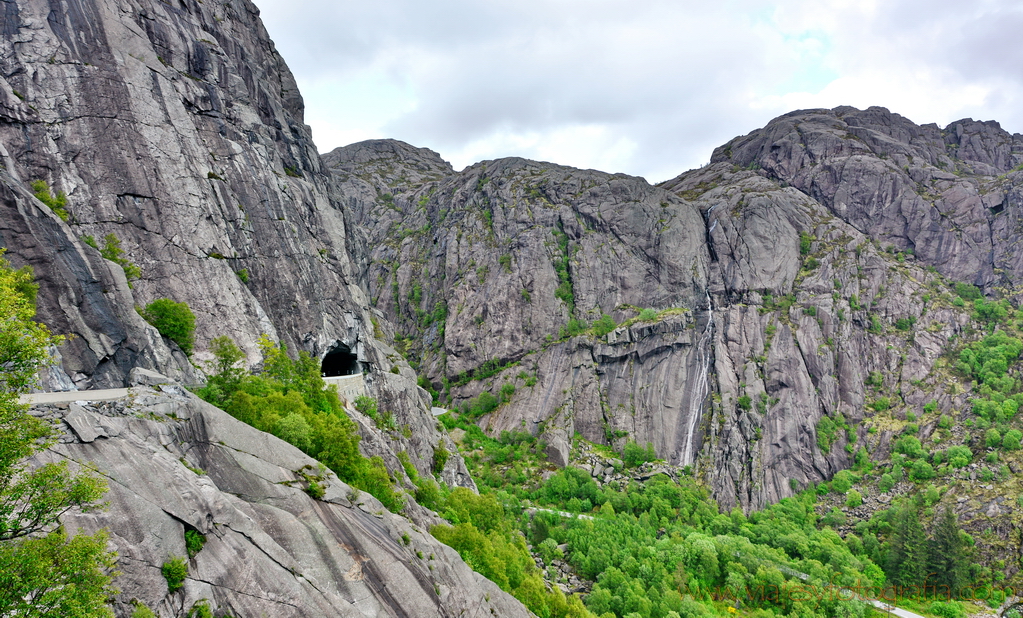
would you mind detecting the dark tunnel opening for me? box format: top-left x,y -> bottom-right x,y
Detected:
321,343 -> 360,377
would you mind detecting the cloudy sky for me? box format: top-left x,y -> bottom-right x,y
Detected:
254,0 -> 1023,183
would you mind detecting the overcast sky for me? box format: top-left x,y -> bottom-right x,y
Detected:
254,0 -> 1023,183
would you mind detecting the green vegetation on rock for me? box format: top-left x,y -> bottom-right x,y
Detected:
140,298 -> 196,355
197,336 -> 404,511
0,251 -> 117,618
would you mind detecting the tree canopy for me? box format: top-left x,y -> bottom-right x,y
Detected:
0,251 -> 117,617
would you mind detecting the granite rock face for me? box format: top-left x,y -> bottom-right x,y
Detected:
337,107 -> 1023,511
30,382 -> 528,618
0,0 -> 466,488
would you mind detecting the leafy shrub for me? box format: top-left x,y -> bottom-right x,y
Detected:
637,308 -> 658,321
895,435 -> 924,459
831,470 -> 854,494
31,179 -> 69,221
1002,429 -> 1022,450
799,232 -> 813,255
985,428 -> 1002,448
433,441 -> 450,473
895,317 -> 916,331
845,489 -> 863,508
132,603 -> 157,618
946,446 -> 972,468
462,391 -> 500,418
879,473 -> 895,492
821,506 -> 846,527
954,282 -> 982,301
868,314 -> 882,333
592,314 -> 616,337
622,441 -> 656,468
141,298 -> 196,355
930,601 -> 966,618
909,460 -> 935,482
816,415 -> 846,453
184,530 -> 206,558
162,556 -> 188,592
100,233 -> 142,282
499,382 -> 515,402
871,397 -> 891,412
957,330 -> 1023,393
737,395 -> 752,411
354,395 -> 378,419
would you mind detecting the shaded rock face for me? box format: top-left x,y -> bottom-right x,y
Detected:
331,142 -> 713,470
32,383 -> 528,618
0,0 -> 467,487
337,108 -> 1023,511
0,170 -> 197,389
703,106 -> 1023,293
0,0 -> 360,378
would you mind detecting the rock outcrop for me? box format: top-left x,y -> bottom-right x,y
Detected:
0,0 -> 466,487
30,375 -> 528,618
335,107 -> 1023,511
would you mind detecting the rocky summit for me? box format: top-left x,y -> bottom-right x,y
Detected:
2,0 -> 1023,615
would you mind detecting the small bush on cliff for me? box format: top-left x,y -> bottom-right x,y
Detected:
184,530 -> 206,558
433,442 -> 449,473
31,179 -> 69,221
140,298 -> 196,356
99,233 -> 142,282
622,440 -> 656,468
591,313 -> 616,337
162,556 -> 188,592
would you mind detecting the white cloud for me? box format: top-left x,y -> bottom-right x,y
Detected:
255,0 -> 1023,181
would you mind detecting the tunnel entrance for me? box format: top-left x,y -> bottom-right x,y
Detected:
321,343 -> 360,377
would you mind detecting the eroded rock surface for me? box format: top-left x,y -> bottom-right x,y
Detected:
0,0 -> 464,489
32,383 -> 528,618
336,108 -> 1023,511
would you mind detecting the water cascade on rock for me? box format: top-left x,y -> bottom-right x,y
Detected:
678,290 -> 715,467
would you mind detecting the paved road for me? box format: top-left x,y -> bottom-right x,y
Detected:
866,601 -> 924,618
524,506 -> 594,521
19,389 -> 129,405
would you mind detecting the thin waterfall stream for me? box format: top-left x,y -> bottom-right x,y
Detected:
680,290 -> 714,466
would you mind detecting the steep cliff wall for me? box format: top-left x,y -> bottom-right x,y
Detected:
338,108 -> 1023,511
0,0 -> 464,485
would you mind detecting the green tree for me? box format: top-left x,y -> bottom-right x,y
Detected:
140,298 -> 196,355
929,505 -> 969,595
845,489 -> 863,508
0,251 -> 117,617
886,502 -> 929,588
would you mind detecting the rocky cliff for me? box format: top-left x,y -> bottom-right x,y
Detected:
335,107 -> 1023,511
0,0 -> 467,488
28,371 -> 528,617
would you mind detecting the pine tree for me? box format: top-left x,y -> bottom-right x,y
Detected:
929,505 -> 969,595
886,502 -> 928,588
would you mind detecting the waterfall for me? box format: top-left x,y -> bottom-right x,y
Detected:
680,290 -> 714,466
